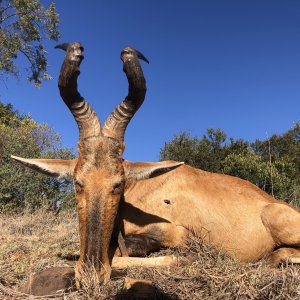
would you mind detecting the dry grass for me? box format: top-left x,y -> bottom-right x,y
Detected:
0,210 -> 79,287
1,210 -> 300,299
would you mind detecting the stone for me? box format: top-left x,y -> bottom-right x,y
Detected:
18,266 -> 75,296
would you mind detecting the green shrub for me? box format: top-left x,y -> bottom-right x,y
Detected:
0,102 -> 75,213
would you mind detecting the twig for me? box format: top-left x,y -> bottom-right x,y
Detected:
266,132 -> 274,197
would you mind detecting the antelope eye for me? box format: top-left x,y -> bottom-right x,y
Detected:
112,181 -> 124,195
74,179 -> 84,193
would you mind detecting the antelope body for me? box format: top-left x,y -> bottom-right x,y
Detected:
121,164 -> 300,264
12,43 -> 300,286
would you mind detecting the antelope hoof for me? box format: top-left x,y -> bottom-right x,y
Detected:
123,277 -> 156,298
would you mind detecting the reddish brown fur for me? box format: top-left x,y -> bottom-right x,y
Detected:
119,163 -> 300,264
73,136 -> 125,283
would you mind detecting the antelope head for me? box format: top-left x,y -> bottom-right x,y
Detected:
11,42 -> 183,285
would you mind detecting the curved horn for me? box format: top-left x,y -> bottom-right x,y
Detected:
135,49 -> 150,64
55,43 -> 69,51
56,42 -> 101,140
102,47 -> 148,140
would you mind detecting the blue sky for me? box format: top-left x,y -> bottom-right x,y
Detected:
2,0 -> 300,161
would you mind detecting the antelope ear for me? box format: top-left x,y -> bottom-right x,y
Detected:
11,156 -> 77,180
123,160 -> 184,180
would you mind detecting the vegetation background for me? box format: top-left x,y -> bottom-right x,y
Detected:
0,102 -> 74,212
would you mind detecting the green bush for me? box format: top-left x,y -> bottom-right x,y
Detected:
223,151 -> 298,203
0,102 -> 75,213
160,124 -> 300,205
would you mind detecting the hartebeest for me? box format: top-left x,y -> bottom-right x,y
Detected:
12,43 -> 300,286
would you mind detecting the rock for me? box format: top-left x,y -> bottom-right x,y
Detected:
18,266 -> 76,296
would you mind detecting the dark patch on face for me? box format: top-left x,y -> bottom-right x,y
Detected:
87,195 -> 101,263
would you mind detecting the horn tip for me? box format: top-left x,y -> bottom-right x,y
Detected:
55,43 -> 69,51
135,49 -> 149,64
121,47 -> 149,64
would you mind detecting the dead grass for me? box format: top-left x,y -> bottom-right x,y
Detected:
0,210 -> 79,287
124,237 -> 300,299
1,210 -> 300,299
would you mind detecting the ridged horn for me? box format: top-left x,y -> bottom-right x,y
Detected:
56,42 -> 101,140
102,47 -> 148,140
